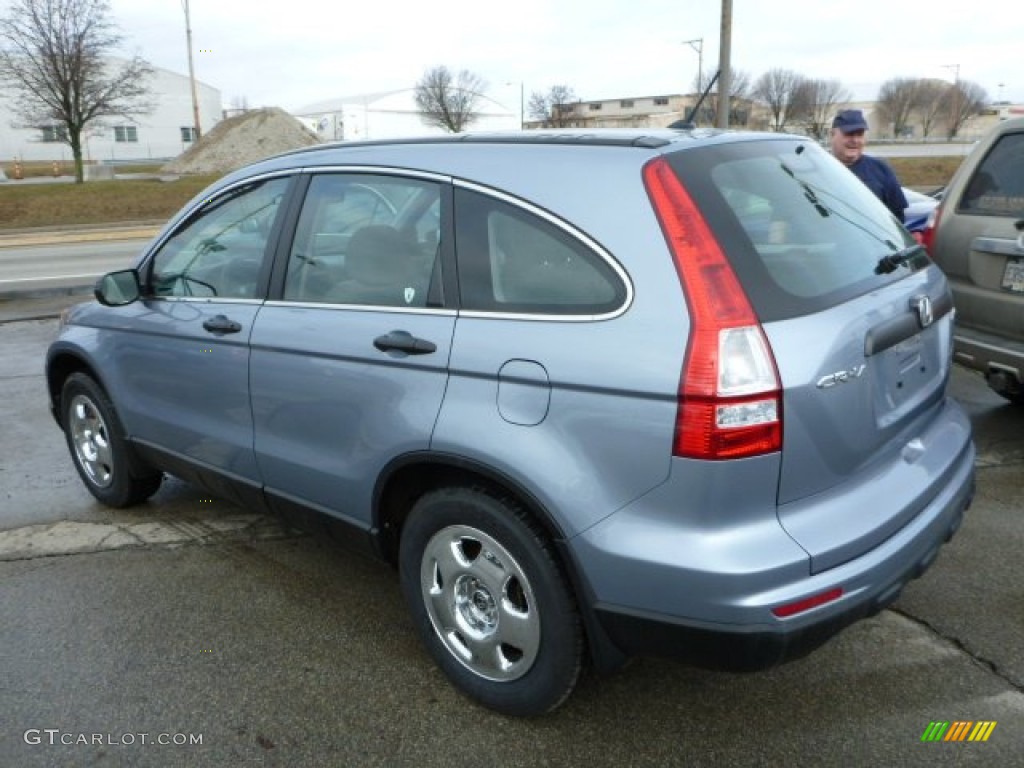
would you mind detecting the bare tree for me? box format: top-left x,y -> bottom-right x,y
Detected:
414,66 -> 487,133
943,79 -> 989,139
876,77 -> 923,138
792,78 -> 851,140
528,84 -> 576,127
691,68 -> 752,126
752,68 -> 807,132
0,0 -> 153,183
914,78 -> 949,138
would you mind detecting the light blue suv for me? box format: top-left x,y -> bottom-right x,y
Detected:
47,130 -> 976,715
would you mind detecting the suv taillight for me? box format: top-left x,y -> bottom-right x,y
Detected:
920,203 -> 943,257
643,158 -> 782,460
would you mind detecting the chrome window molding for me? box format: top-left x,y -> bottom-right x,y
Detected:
144,169 -> 298,258
298,165 -> 452,184
263,300 -> 456,317
145,296 -> 264,306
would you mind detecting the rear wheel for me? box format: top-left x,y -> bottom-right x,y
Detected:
986,374 -> 1024,405
61,373 -> 162,507
399,487 -> 583,716
993,389 -> 1024,405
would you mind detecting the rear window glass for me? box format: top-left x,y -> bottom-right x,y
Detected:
957,131 -> 1024,216
665,140 -> 923,322
454,188 -> 626,316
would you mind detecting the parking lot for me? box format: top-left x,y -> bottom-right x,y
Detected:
2,306 -> 1023,767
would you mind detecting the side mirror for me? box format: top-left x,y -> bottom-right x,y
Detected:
94,269 -> 141,306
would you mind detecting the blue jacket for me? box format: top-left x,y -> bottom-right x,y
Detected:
849,155 -> 907,222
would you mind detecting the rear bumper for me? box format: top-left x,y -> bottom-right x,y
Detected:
594,480 -> 969,670
952,324 -> 1024,379
572,403 -> 976,671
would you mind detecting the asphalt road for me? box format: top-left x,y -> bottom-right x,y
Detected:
1,302 -> 1022,767
0,236 -> 151,298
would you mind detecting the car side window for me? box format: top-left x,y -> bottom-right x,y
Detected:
959,132 -> 1024,216
283,174 -> 442,308
454,188 -> 625,315
149,177 -> 290,299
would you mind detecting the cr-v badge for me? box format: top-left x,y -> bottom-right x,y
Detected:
816,364 -> 867,389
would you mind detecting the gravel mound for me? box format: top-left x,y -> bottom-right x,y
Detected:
162,107 -> 320,175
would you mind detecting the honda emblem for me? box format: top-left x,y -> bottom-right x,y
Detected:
912,295 -> 933,328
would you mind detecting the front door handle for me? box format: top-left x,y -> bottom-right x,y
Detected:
202,314 -> 242,335
373,330 -> 437,355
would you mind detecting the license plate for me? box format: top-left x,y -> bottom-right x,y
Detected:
1001,259 -> 1024,292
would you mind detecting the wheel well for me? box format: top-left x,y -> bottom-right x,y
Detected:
47,353 -> 97,425
375,460 -> 567,568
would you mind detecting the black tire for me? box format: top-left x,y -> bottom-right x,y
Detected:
61,373 -> 162,507
399,487 -> 583,716
989,385 -> 1024,405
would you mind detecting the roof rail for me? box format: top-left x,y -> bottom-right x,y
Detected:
277,131 -> 676,158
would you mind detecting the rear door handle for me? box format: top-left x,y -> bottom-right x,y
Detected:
202,314 -> 243,335
373,330 -> 437,355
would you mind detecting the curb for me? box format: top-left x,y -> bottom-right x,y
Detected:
0,289 -> 92,324
0,283 -> 93,304
0,225 -> 161,249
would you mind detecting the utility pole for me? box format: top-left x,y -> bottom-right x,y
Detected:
183,0 -> 202,141
682,38 -> 703,124
716,0 -> 732,129
682,38 -> 703,93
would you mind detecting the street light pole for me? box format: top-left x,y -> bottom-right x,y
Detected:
520,81 -> 524,130
506,81 -> 524,130
182,0 -> 202,141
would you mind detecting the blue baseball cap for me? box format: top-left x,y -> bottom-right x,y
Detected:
832,109 -> 868,133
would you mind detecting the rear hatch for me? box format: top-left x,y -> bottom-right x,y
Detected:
665,138 -> 961,571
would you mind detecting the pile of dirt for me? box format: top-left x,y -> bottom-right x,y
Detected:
162,107 -> 320,175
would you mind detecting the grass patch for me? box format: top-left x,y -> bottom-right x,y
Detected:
0,175 -> 219,229
887,156 -> 964,190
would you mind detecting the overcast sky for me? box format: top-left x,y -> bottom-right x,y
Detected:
108,0 -> 1024,113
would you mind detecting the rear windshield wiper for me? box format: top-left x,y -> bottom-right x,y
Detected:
875,243 -> 925,275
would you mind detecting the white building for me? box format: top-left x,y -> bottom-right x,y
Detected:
293,89 -> 518,142
0,60 -> 222,163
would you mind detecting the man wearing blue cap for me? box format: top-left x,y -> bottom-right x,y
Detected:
830,109 -> 907,222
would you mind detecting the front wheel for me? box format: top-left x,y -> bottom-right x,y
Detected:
399,487 -> 583,716
61,373 -> 162,507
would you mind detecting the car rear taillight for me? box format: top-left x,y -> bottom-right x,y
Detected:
921,202 -> 943,257
643,157 -> 782,460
